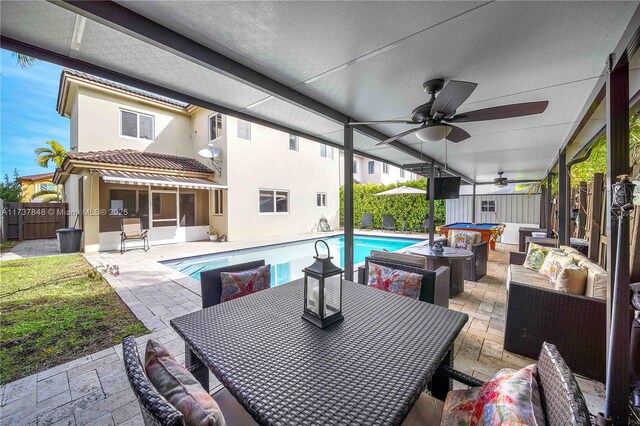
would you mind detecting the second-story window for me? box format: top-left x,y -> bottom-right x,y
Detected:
237,120 -> 251,140
383,163 -> 389,174
40,183 -> 55,192
400,169 -> 405,178
209,113 -> 222,141
353,160 -> 357,174
289,134 -> 299,151
121,110 -> 154,140
320,145 -> 333,159
368,161 -> 375,174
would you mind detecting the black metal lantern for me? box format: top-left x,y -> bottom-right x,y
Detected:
302,240 -> 344,328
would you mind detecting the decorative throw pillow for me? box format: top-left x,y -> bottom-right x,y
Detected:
547,255 -> 575,285
538,250 -> 566,278
554,263 -> 588,295
450,230 -> 479,249
523,242 -> 554,272
367,262 -> 422,299
442,364 -> 545,425
220,264 -> 270,302
145,340 -> 226,426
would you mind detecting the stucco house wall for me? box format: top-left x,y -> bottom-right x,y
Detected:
75,86 -> 192,156
225,116 -> 340,241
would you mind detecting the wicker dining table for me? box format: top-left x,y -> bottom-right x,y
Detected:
170,279 -> 468,426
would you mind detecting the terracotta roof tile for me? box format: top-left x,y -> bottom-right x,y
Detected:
62,69 -> 189,109
68,150 -> 213,174
18,172 -> 55,181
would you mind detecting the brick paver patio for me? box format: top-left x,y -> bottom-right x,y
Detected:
0,237 -> 605,425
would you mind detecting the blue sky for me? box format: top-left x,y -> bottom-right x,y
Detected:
1,49 -> 69,178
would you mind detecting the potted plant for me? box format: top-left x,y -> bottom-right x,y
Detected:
207,226 -> 218,242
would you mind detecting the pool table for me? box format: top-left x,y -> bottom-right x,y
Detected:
440,222 -> 506,250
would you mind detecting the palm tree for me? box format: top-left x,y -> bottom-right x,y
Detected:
35,140 -> 67,168
13,53 -> 37,68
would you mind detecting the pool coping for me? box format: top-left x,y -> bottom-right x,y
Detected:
160,232 -> 432,274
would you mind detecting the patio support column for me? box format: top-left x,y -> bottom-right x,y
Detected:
471,184 -> 477,223
539,183 -> 546,229
343,122 -> 354,281
428,161 -> 435,246
557,151 -> 569,246
604,52 -> 630,425
546,173 -> 553,237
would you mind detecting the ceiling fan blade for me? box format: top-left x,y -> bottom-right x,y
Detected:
349,120 -> 416,126
447,101 -> 549,123
445,124 -> 471,143
430,80 -> 478,118
376,125 -> 424,145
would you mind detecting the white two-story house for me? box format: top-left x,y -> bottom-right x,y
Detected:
54,70 -> 339,252
339,152 -> 416,186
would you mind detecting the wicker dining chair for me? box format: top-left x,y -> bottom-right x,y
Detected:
122,336 -> 256,426
120,218 -> 149,254
404,342 -> 591,426
199,260 -> 266,308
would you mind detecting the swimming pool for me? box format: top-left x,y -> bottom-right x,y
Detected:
163,234 -> 425,286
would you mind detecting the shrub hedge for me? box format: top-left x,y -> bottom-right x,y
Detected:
339,180 -> 446,230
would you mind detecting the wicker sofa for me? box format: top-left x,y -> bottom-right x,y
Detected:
504,246 -> 607,382
357,250 -> 450,307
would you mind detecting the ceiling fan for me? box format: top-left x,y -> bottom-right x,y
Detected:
494,172 -> 508,188
349,79 -> 548,145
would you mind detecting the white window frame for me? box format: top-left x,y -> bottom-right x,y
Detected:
212,189 -> 224,215
481,200 -> 496,213
39,183 -> 55,192
316,192 -> 327,208
259,189 -> 290,214
289,134 -> 299,151
320,144 -> 333,159
209,113 -> 223,141
368,161 -> 375,174
120,109 -> 155,141
237,119 -> 251,140
383,163 -> 389,174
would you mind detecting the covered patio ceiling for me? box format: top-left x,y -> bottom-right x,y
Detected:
1,1 -> 639,184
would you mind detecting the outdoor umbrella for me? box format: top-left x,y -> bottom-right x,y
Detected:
374,186 -> 426,232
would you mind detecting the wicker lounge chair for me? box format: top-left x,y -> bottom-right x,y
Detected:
199,260 -> 266,308
403,342 -> 591,425
381,214 -> 396,232
122,335 -> 256,426
120,218 -> 149,254
360,213 -> 374,229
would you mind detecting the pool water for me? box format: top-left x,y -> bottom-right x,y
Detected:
163,234 -> 424,286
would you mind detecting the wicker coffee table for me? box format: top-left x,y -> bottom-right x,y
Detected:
170,279 -> 468,426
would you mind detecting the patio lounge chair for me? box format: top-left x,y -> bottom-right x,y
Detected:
403,342 -> 591,426
122,335 -> 256,426
357,250 -> 450,307
120,218 -> 149,254
360,213 -> 373,229
200,260 -> 266,308
381,214 -> 396,232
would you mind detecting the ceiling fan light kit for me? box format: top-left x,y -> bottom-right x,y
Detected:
350,78 -> 549,147
416,124 -> 451,142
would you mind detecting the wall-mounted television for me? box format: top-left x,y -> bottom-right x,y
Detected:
426,177 -> 461,200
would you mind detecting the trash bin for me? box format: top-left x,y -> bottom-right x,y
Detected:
56,228 -> 83,253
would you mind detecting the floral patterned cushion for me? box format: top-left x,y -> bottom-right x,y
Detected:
442,364 -> 545,425
145,339 -> 226,426
220,264 -> 270,302
450,230 -> 480,249
523,243 -> 555,272
367,262 -> 422,299
539,252 -> 573,283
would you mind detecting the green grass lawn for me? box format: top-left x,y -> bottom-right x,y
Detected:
0,255 -> 149,384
